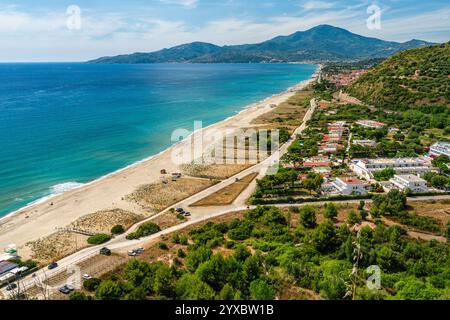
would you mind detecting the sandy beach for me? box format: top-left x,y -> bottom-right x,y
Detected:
0,68 -> 319,260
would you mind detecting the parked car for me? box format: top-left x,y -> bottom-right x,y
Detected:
183,212 -> 191,217
59,286 -> 71,295
135,248 -> 145,254
82,274 -> 92,280
65,284 -> 75,291
128,250 -> 137,257
100,247 -> 111,256
48,262 -> 58,270
175,208 -> 184,213
6,283 -> 17,291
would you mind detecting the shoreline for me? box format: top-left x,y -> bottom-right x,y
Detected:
0,65 -> 320,256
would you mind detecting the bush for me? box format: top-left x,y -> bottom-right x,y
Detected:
324,203 -> 338,219
126,222 -> 161,240
158,242 -> 168,250
177,249 -> 186,258
70,292 -> 91,300
111,225 -> 125,235
87,234 -> 111,245
84,278 -> 101,292
300,206 -> 317,229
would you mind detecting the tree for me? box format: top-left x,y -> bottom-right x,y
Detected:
373,168 -> 396,181
324,203 -> 338,219
176,274 -> 215,300
234,245 -> 251,262
302,173 -> 324,195
300,206 -> 317,229
376,246 -> 401,272
196,254 -> 229,291
395,279 -> 441,300
111,225 -> 125,235
83,278 -> 101,292
430,175 -> 448,189
347,211 -> 361,225
243,255 -> 262,284
185,246 -> 212,272
123,260 -> 152,287
218,284 -> 236,300
249,279 -> 276,300
318,260 -> 351,300
95,280 -> 123,300
125,287 -> 148,300
153,263 -> 174,297
70,292 -> 91,300
313,220 -> 338,253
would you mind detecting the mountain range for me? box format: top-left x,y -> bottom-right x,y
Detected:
88,25 -> 434,64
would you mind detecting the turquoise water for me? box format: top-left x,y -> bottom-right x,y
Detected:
0,63 -> 316,217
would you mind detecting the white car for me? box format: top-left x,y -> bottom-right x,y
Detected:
83,274 -> 92,280
65,284 -> 75,291
128,251 -> 137,257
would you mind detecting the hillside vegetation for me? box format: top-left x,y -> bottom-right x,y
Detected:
347,42 -> 450,109
89,25 -> 432,64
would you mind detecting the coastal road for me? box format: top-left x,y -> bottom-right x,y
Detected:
2,98 -> 318,298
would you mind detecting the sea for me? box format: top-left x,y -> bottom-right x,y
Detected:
0,63 -> 316,217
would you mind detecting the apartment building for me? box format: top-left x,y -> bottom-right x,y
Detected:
389,175 -> 430,193
350,157 -> 433,180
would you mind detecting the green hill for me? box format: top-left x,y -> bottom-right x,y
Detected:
347,42 -> 450,109
88,25 -> 433,64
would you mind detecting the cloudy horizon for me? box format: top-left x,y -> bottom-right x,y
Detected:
0,0 -> 449,62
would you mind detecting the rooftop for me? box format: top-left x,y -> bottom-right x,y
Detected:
337,176 -> 367,185
393,175 -> 426,183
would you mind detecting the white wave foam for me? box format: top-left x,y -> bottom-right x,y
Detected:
51,182 -> 85,195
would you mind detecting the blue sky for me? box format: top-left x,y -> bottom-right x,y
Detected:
0,0 -> 449,61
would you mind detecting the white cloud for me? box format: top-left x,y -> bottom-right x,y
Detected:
159,0 -> 199,9
0,4 -> 448,61
302,1 -> 336,10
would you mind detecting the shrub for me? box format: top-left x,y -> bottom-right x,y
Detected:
158,242 -> 168,250
87,234 -> 111,245
300,206 -> 317,229
111,225 -> 125,235
324,203 -> 338,219
126,222 -> 161,240
177,249 -> 186,258
84,278 -> 101,292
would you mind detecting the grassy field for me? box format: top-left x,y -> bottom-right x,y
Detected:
127,177 -> 216,212
191,173 -> 259,206
252,90 -> 312,132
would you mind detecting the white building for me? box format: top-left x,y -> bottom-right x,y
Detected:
430,142 -> 450,158
353,140 -> 377,147
332,177 -> 369,195
355,120 -> 386,129
351,158 -> 433,180
389,175 -> 430,193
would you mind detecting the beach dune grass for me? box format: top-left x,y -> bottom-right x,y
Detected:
252,90 -> 313,131
126,177 -> 216,213
181,163 -> 251,180
191,173 -> 259,207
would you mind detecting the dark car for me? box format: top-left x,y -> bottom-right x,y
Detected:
6,283 -> 17,291
59,286 -> 71,295
100,247 -> 111,256
48,262 -> 58,270
175,208 -> 184,213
